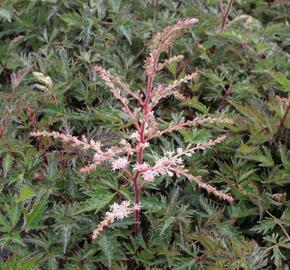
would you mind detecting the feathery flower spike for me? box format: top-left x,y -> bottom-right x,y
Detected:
91,201 -> 141,240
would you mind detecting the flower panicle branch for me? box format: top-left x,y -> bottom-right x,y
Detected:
147,117 -> 233,141
30,131 -> 102,152
145,18 -> 199,77
80,151 -> 131,175
173,168 -> 234,203
91,201 -> 141,240
133,135 -> 233,202
30,131 -> 135,178
11,66 -> 31,90
136,135 -> 228,184
164,72 -> 198,93
93,65 -> 142,130
79,144 -> 135,175
149,72 -> 198,109
177,134 -> 228,157
157,55 -> 184,71
94,65 -> 143,105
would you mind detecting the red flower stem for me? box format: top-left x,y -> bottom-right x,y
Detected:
132,49 -> 160,232
139,180 -> 146,190
132,174 -> 141,232
122,167 -> 135,180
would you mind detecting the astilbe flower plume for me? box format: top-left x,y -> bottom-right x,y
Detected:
92,201 -> 141,240
30,18 -> 234,237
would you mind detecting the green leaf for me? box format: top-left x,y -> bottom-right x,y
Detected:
60,13 -> 82,27
157,247 -> 180,267
98,234 -> 115,268
16,185 -> 36,203
0,214 -> 11,233
183,97 -> 209,113
119,24 -> 132,45
160,216 -> 175,235
281,209 -> 290,222
8,204 -> 21,228
251,218 -> 276,235
237,145 -> 274,167
227,203 -> 257,219
62,226 -> 71,254
167,62 -> 178,75
180,129 -> 211,144
2,154 -> 14,178
24,194 -> 49,230
0,8 -> 12,22
174,259 -> 196,270
279,143 -> 290,171
218,223 -> 242,244
220,30 -> 243,42
92,108 -> 122,123
108,0 -> 121,12
268,71 -> 290,93
141,196 -> 163,212
75,191 -> 114,214
0,255 -> 39,270
96,0 -> 106,19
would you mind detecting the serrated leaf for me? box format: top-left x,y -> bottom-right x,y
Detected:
96,0 -> 106,19
157,247 -> 180,267
75,192 -> 114,214
2,154 -> 14,178
237,145 -> 274,167
167,62 -> 178,75
62,226 -> 71,254
281,209 -> 290,222
221,30 -> 243,42
279,143 -> 290,171
119,24 -> 132,45
227,204 -> 257,219
160,216 -> 175,235
60,13 -> 82,27
0,255 -> 39,270
218,222 -> 242,244
272,245 -> 284,267
93,108 -> 122,123
183,97 -> 209,113
251,218 -> 276,234
0,8 -> 12,22
140,196 -> 163,212
8,204 -> 21,228
24,194 -> 49,230
108,0 -> 121,12
98,234 -> 115,268
0,214 -> 11,233
16,185 -> 36,203
268,71 -> 290,93
180,129 -> 211,144
174,259 -> 196,270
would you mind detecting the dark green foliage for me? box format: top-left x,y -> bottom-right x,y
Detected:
0,0 -> 289,269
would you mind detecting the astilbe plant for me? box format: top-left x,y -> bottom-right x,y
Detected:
30,18 -> 234,239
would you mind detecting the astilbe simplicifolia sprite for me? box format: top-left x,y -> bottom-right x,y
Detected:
30,18 -> 234,239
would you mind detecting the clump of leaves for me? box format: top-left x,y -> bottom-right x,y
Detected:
31,18 -> 234,238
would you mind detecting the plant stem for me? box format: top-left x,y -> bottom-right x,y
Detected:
220,0 -> 234,32
133,175 -> 141,232
152,0 -> 157,21
132,51 -> 159,232
279,101 -> 290,129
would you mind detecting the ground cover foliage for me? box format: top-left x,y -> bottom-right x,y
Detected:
0,0 -> 289,269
